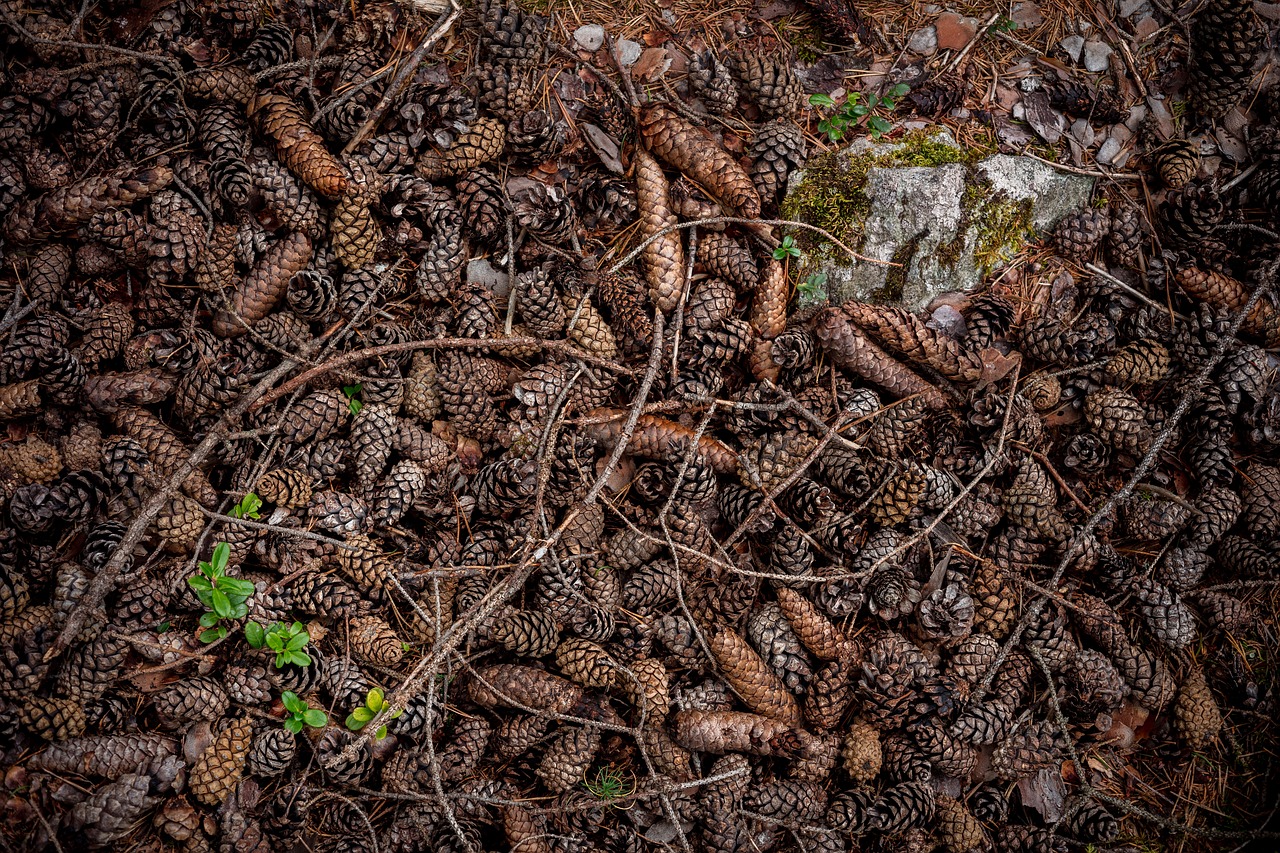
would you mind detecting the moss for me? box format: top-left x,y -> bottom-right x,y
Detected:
964,176 -> 1036,273
775,14 -> 825,63
872,232 -> 923,304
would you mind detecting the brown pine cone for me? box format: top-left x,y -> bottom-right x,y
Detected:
212,232 -> 313,337
1105,339 -> 1170,385
1085,386 -> 1152,456
992,720 -> 1064,780
710,628 -> 801,725
841,720 -> 882,783
1150,139 -> 1200,189
19,697 -> 87,741
1051,207 -> 1111,259
189,716 -> 254,806
1175,665 -> 1222,748
250,93 -> 349,197
417,117 -> 506,180
640,104 -> 761,219
936,795 -> 985,853
689,50 -> 738,115
749,119 -> 807,207
733,52 -> 803,118
536,725 -> 600,793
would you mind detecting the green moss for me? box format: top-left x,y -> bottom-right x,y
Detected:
964,176 -> 1036,273
775,15 -> 825,63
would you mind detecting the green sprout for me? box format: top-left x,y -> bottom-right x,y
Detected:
797,272 -> 828,308
245,620 -> 313,668
773,235 -> 802,261
810,84 -> 910,142
345,687 -> 402,739
343,384 -> 364,415
988,16 -> 1017,34
186,543 -> 255,643
229,492 -> 262,520
280,691 -> 327,734
584,765 -> 635,801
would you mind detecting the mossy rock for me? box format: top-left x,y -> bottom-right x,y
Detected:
781,129 -> 1094,309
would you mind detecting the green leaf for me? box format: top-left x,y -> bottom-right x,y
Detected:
367,687 -> 385,712
199,611 -> 219,629
290,621 -> 307,635
266,634 -> 284,652
187,575 -> 212,594
808,93 -> 835,108
848,104 -> 869,118
348,398 -> 363,415
220,577 -> 256,598
281,691 -> 305,714
303,709 -> 327,728
868,115 -> 892,137
211,542 -> 230,573
889,83 -> 911,97
199,627 -> 226,643
346,712 -> 366,731
210,589 -> 232,618
245,622 -> 266,648
375,725 -> 388,740
284,717 -> 303,734
234,493 -> 262,520
352,707 -> 374,722
286,633 -> 309,652
156,621 -> 170,633
229,602 -> 248,620
291,650 -> 311,667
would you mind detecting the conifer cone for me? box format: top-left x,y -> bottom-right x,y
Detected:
349,615 -> 405,667
1160,183 -> 1225,249
331,164 -> 381,270
1106,205 -> 1145,268
640,104 -> 761,219
733,53 -> 803,118
814,308 -> 949,408
247,727 -> 297,778
710,628 -> 802,725
456,167 -> 508,246
479,0 -> 547,64
971,559 -> 1016,638
1085,387 -> 1152,456
417,117 -> 506,180
536,725 -> 600,793
20,697 -> 87,741
1187,0 -> 1264,120
689,51 -> 739,115
964,292 -> 1015,350
992,720 -> 1064,780
1175,666 -> 1222,748
475,62 -> 534,120
841,720 -> 882,783
936,795 -> 984,853
749,119 -> 807,207
1150,139 -> 1200,189
213,232 -> 313,337
250,93 -> 349,197
1051,208 -> 1111,259
698,230 -> 759,291
634,146 -> 685,314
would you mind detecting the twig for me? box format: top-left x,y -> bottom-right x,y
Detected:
341,0 -> 463,154
945,13 -> 999,74
1084,262 -> 1189,320
195,507 -> 356,549
1020,152 -> 1142,180
250,336 -> 634,411
606,216 -> 898,276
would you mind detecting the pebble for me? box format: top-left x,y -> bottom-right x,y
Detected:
1082,39 -> 1113,73
468,257 -> 510,298
573,24 -> 605,51
616,38 -> 643,66
908,25 -> 938,55
1059,34 -> 1085,62
1119,0 -> 1149,15
1011,1 -> 1043,28
1070,118 -> 1096,149
935,11 -> 979,51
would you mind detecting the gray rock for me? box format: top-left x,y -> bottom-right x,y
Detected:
1082,39 -> 1113,73
787,131 -> 1093,310
573,24 -> 605,51
1060,35 -> 1085,62
1119,0 -> 1150,16
908,26 -> 938,55
468,257 -> 510,297
616,38 -> 643,66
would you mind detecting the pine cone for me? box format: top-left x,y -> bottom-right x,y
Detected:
536,725 -> 600,793
689,51 -> 739,114
1150,139 -> 1200,189
1085,386 -> 1152,456
1051,207 -> 1111,258
749,119 -> 806,208
1175,666 -> 1222,748
733,53 -> 803,118
247,727 -> 297,778
1187,0 -> 1264,119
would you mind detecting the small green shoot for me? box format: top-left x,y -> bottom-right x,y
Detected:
280,691 -> 327,734
584,765 -> 635,801
229,492 -> 262,520
343,384 -> 364,415
187,543 -> 255,643
773,235 -> 801,261
245,621 -> 312,668
797,272 -> 828,308
988,16 -> 1017,34
810,84 -> 909,142
345,687 -> 402,739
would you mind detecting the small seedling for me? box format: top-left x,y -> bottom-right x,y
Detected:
280,691 -> 327,734
343,384 -> 364,415
810,84 -> 909,142
797,272 -> 828,308
245,621 -> 312,667
773,235 -> 801,261
229,492 -> 262,520
187,543 -> 255,643
345,687 -> 402,739
988,16 -> 1017,34
584,765 -> 635,801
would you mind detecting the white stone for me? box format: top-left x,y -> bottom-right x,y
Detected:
616,38 -> 643,66
908,26 -> 938,55
1097,135 -> 1124,165
468,257 -> 510,298
1082,39 -> 1113,73
790,131 -> 1094,310
1060,35 -> 1085,62
573,24 -> 605,51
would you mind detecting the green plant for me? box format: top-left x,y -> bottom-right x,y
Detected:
186,543 -> 255,643
797,272 -> 828,307
988,16 -> 1016,33
584,765 -> 635,800
245,620 -> 313,667
343,384 -> 363,415
280,691 -> 327,734
345,687 -> 402,739
229,492 -> 262,520
809,84 -> 909,142
773,235 -> 801,261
